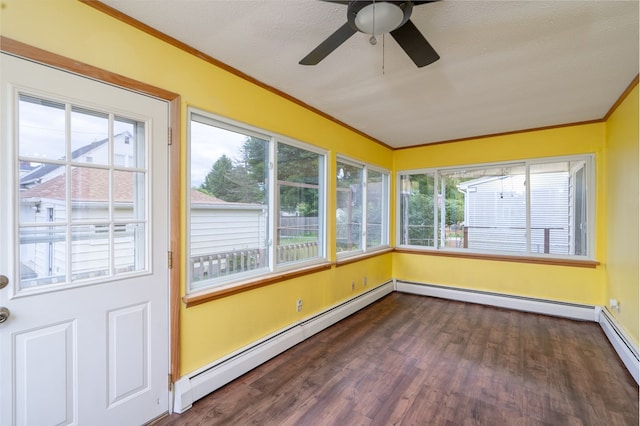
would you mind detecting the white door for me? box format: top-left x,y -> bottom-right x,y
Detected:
0,54 -> 170,425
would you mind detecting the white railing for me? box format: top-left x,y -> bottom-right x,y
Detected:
191,241 -> 320,282
191,248 -> 266,282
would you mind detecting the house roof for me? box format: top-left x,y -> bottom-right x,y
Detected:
20,131 -> 130,186
190,189 -> 224,204
21,169 -> 238,205
21,167 -> 138,203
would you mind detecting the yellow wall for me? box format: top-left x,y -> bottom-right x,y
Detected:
1,0 -> 393,375
2,0 -> 636,376
604,85 -> 639,345
393,123 -> 608,306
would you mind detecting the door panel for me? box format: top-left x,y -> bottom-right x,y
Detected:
15,321 -> 75,425
1,54 -> 169,426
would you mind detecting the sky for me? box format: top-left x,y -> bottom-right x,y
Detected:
18,96 -> 242,186
189,120 -> 249,188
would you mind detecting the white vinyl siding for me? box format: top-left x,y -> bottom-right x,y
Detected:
190,205 -> 267,255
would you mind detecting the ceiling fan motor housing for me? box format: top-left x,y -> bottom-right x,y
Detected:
348,1 -> 413,35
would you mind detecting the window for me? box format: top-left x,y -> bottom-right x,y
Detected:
398,155 -> 593,258
17,94 -> 148,289
336,157 -> 389,256
188,109 -> 326,292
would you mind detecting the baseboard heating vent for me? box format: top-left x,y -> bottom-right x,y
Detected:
173,281 -> 393,413
599,308 -> 639,384
395,280 -> 598,321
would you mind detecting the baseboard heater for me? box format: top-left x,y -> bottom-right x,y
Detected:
173,281 -> 394,413
395,280 -> 599,321
396,280 -> 639,384
599,308 -> 639,384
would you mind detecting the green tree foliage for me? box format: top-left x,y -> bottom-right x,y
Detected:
277,143 -> 320,217
401,173 -> 467,245
199,136 -> 269,204
200,154 -> 234,200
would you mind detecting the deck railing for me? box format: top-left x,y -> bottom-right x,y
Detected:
191,241 -> 319,282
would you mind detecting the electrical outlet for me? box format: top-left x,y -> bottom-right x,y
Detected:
363,276 -> 367,286
609,298 -> 620,311
296,299 -> 303,312
351,281 -> 355,290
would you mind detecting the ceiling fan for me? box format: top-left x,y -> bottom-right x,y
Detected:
299,1 -> 440,68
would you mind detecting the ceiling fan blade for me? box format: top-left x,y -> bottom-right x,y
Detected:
319,0 -> 350,4
412,1 -> 440,5
299,22 -> 356,65
390,19 -> 439,68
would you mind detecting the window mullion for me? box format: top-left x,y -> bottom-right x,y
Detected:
362,167 -> 367,251
268,138 -> 277,271
108,113 -> 115,276
439,174 -> 446,249
525,163 -> 531,255
65,102 -> 73,283
434,172 -> 439,249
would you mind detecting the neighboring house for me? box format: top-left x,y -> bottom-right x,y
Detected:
457,166 -> 587,255
20,131 -> 133,190
190,189 -> 267,284
19,134 -> 267,285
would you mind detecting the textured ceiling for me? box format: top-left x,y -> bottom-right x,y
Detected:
99,0 -> 639,148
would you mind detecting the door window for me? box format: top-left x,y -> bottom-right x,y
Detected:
18,94 -> 148,290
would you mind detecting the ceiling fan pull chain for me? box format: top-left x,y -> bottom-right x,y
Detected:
382,33 -> 386,75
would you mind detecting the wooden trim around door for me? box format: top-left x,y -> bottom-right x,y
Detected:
0,36 -> 183,383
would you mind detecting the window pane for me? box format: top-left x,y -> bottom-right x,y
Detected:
453,165 -> 526,253
189,117 -> 269,288
114,117 -> 145,169
113,170 -> 145,220
71,107 -> 109,165
336,162 -> 363,253
529,161 -> 585,255
71,225 -> 109,280
277,143 -> 321,264
71,166 -> 110,221
19,226 -> 67,289
115,223 -> 146,274
439,172 -> 465,249
19,163 -> 67,224
18,95 -> 65,160
367,170 -> 388,248
400,173 -> 435,246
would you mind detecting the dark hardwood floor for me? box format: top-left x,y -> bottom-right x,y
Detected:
156,293 -> 638,425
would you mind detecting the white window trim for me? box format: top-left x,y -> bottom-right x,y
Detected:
396,154 -> 595,261
336,156 -> 390,259
187,107 -> 328,293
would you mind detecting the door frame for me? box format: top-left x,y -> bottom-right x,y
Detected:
0,36 -> 182,389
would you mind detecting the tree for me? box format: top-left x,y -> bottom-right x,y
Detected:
200,154 -> 234,200
199,137 -> 268,204
277,143 -> 320,217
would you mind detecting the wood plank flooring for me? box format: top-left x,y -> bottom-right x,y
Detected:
156,293 -> 638,425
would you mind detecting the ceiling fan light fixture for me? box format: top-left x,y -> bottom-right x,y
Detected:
354,2 -> 404,35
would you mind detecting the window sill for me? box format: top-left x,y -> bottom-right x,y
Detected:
394,247 -> 600,268
183,262 -> 334,308
335,247 -> 394,267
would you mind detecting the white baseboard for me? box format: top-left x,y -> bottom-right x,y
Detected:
173,281 -> 394,413
395,280 -> 598,321
599,308 -> 639,384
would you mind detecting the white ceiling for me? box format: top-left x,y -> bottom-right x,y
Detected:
100,0 -> 639,148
